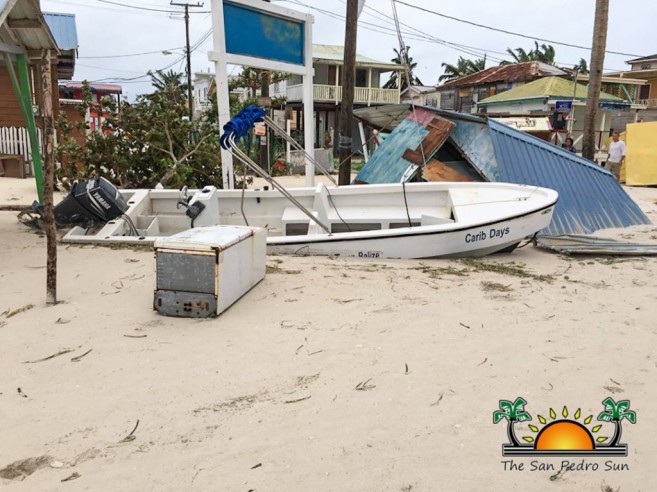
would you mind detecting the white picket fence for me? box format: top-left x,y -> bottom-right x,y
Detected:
0,126 -> 42,174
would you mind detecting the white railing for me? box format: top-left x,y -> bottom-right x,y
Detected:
639,99 -> 657,108
286,84 -> 399,105
0,126 -> 42,166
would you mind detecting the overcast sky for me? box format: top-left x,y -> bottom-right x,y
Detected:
41,0 -> 656,99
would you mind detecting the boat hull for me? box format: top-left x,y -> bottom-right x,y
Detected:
61,181 -> 558,259
266,203 -> 553,258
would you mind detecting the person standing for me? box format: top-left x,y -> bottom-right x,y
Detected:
607,131 -> 626,182
562,137 -> 577,153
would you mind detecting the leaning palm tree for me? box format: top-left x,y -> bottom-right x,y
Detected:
597,397 -> 636,446
501,42 -> 556,65
573,58 -> 589,75
438,56 -> 486,82
384,46 -> 422,91
493,397 -> 532,446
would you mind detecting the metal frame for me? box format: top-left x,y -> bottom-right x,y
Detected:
225,134 -> 330,234
209,0 -> 315,189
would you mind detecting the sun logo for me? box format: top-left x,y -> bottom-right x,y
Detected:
493,397 -> 636,457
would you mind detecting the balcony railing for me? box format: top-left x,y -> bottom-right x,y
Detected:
287,84 -> 399,105
639,99 -> 657,108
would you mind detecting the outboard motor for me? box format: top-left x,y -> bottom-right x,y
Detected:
52,177 -> 128,227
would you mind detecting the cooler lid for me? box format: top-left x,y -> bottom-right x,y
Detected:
154,225 -> 259,252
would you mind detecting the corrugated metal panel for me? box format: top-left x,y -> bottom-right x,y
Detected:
353,105 -> 651,236
43,12 -> 77,50
1,0 -> 58,51
488,120 -> 651,235
479,76 -> 623,105
438,61 -> 567,90
536,234 -> 657,256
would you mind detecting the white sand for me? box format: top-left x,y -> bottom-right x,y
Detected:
1,176 -> 656,491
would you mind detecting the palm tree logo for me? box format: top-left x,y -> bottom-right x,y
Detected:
597,398 -> 637,447
493,397 -> 532,447
493,397 -> 636,457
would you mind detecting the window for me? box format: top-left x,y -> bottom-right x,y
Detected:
356,68 -> 367,87
640,85 -> 650,100
641,63 -> 653,70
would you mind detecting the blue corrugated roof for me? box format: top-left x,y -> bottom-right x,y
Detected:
487,120 -> 650,235
353,105 -> 651,236
43,12 -> 78,51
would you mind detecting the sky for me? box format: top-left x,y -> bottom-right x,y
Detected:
40,0 -> 657,100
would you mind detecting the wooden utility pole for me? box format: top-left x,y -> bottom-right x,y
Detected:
171,1 -> 203,121
582,0 -> 609,161
338,0 -> 358,185
41,49 -> 57,304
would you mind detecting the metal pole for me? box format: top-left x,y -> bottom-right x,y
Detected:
209,0 -> 234,189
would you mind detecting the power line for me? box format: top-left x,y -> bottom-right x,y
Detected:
95,0 -> 210,13
394,0 -> 645,58
79,47 -> 185,59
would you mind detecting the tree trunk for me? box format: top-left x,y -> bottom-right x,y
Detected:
41,50 -> 57,305
507,419 -> 520,446
609,419 -> 622,446
338,0 -> 358,185
582,0 -> 609,160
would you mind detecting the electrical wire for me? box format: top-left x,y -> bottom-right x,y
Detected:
394,0 -> 646,58
79,47 -> 185,59
96,0 -> 210,14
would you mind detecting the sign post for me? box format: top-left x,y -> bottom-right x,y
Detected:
209,0 -> 315,189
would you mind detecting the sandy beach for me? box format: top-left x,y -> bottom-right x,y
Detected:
1,176 -> 656,491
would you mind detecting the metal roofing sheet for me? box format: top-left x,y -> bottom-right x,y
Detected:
536,234 -> 657,255
488,120 -> 650,235
478,76 -> 623,105
438,61 -> 567,90
312,44 -> 400,70
354,105 -> 650,235
43,12 -> 77,50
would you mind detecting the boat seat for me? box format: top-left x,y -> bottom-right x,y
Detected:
420,214 -> 454,226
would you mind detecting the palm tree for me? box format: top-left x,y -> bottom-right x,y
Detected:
493,397 -> 532,446
597,397 -> 636,446
582,0 -> 609,160
384,46 -> 422,91
573,58 -> 589,75
501,42 -> 556,65
439,56 -> 486,82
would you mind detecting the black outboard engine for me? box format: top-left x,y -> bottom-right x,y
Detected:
52,177 -> 128,227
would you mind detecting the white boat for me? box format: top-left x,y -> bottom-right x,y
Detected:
61,180 -> 558,259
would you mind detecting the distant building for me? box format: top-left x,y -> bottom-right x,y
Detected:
477,76 -> 633,158
400,85 -> 440,107
58,82 -> 123,148
605,54 -> 657,128
437,61 -> 567,114
0,3 -> 78,175
284,44 -> 402,151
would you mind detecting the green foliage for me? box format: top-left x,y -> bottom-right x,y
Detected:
573,58 -> 589,75
501,42 -> 556,65
56,72 -> 223,190
439,56 -> 486,82
493,397 -> 532,423
384,46 -> 423,91
597,398 -> 637,423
